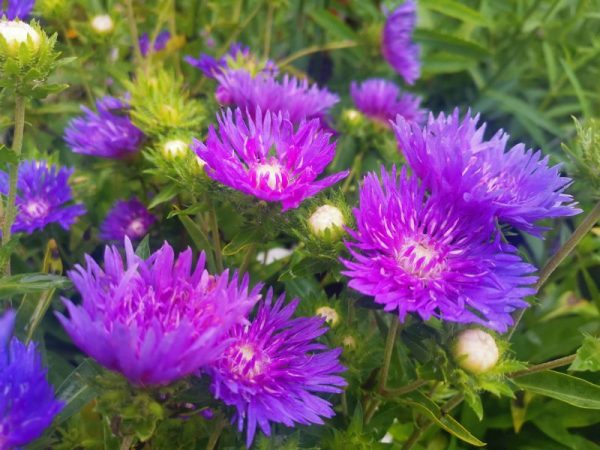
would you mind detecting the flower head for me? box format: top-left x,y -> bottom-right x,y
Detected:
309,205 -> 345,239
90,14 -> 114,34
453,329 -> 499,374
1,0 -> 35,20
185,42 -> 277,79
193,108 -> 348,210
1,310 -> 63,448
139,30 -> 170,56
393,110 -> 581,235
350,78 -> 424,125
100,198 -> 155,242
64,96 -> 145,159
0,160 -> 86,235
57,239 -> 260,386
381,0 -> 420,85
214,71 -> 339,124
341,167 -> 537,332
0,19 -> 39,51
209,292 -> 346,447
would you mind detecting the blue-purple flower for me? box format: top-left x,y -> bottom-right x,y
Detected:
0,160 -> 86,235
193,108 -> 348,211
1,310 -> 63,448
381,0 -> 420,85
100,198 -> 155,242
139,30 -> 171,56
209,291 -> 346,447
393,110 -> 581,235
341,167 -> 537,332
214,71 -> 339,124
185,43 -> 278,79
57,239 -> 260,386
1,0 -> 35,20
350,78 -> 424,125
64,96 -> 144,159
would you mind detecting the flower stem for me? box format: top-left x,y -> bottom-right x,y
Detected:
263,3 -> 275,58
277,40 -> 358,68
380,379 -> 428,397
508,200 -> 600,338
1,95 -> 25,276
509,354 -> 576,378
206,416 -> 226,450
124,0 -> 143,67
207,199 -> 223,273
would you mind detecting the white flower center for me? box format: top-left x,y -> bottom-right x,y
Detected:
309,205 -> 345,235
254,162 -> 283,190
126,218 -> 146,237
0,20 -> 40,48
23,199 -> 50,219
90,15 -> 114,34
396,239 -> 444,279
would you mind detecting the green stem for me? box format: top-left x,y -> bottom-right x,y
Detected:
1,96 -> 25,276
263,3 -> 275,58
277,40 -> 357,68
509,354 -> 576,378
508,200 -> 600,338
380,379 -> 428,398
205,416 -> 226,450
207,200 -> 223,273
124,0 -> 143,67
240,243 -> 257,274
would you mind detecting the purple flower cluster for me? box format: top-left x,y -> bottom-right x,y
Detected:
64,96 -> 144,159
209,292 -> 346,447
350,78 -> 424,125
381,0 -> 421,85
215,71 -> 338,124
0,160 -> 86,235
139,30 -> 171,56
1,0 -> 34,20
186,43 -> 277,79
1,310 -> 63,448
194,108 -> 348,210
342,109 -> 580,332
100,197 -> 155,242
58,239 -> 260,386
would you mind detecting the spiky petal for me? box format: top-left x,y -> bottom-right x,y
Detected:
341,167 -> 538,332
2,0 -> 35,20
1,310 -> 63,448
209,291 -> 346,447
381,0 -> 421,85
57,239 -> 260,386
393,109 -> 581,235
193,108 -> 348,211
0,160 -> 86,235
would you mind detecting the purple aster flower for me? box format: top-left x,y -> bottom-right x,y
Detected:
185,42 -> 278,79
0,160 -> 86,235
64,96 -> 145,159
382,0 -> 421,85
193,108 -> 348,211
341,167 -> 538,332
1,0 -> 35,20
209,291 -> 346,447
393,110 -> 581,235
100,197 -> 155,242
1,310 -> 63,448
139,30 -> 171,56
57,239 -> 260,386
214,71 -> 339,124
350,78 -> 425,125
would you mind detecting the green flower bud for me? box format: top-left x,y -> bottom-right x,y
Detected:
453,329 -> 500,375
0,20 -> 40,53
308,204 -> 345,240
90,15 -> 114,35
316,306 -> 340,327
162,139 -> 189,158
341,108 -> 364,128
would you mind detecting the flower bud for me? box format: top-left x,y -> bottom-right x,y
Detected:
316,306 -> 340,327
341,108 -> 364,128
162,139 -> 189,158
342,335 -> 356,350
90,15 -> 114,34
453,329 -> 499,375
308,205 -> 345,239
0,20 -> 40,52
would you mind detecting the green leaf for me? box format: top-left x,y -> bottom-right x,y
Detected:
55,359 -> 103,424
148,184 -> 179,209
176,213 -> 216,272
560,58 -> 591,119
413,30 -> 490,60
570,335 -> 600,372
404,393 -> 486,447
308,9 -> 358,42
420,0 -> 491,27
515,371 -> 600,409
0,145 -> 19,165
222,228 -> 263,256
135,235 -> 151,260
0,273 -> 70,298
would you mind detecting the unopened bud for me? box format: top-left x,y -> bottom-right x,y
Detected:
341,108 -> 363,127
453,329 -> 499,375
342,335 -> 356,350
316,306 -> 340,327
162,139 -> 189,158
0,20 -> 40,52
309,205 -> 345,239
91,15 -> 114,34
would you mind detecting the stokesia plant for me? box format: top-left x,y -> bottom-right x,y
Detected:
1,1 -> 600,449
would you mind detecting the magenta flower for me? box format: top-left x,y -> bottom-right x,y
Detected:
393,109 -> 581,235
381,0 -> 421,85
57,239 -> 260,386
214,71 -> 339,124
350,78 -> 424,125
193,108 -> 348,211
341,167 -> 537,332
209,291 -> 346,447
100,197 -> 155,242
